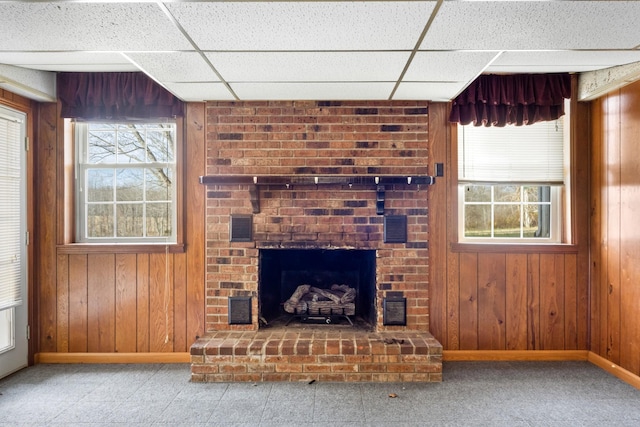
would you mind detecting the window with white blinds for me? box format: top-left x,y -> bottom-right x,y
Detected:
457,115 -> 568,243
458,117 -> 565,184
0,108 -> 24,310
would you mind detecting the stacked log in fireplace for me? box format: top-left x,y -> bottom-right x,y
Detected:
283,284 -> 356,325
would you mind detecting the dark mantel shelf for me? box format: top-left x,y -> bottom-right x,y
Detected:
199,175 -> 436,214
199,175 -> 436,187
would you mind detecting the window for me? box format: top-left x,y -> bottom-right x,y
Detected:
75,122 -> 177,243
457,115 -> 567,243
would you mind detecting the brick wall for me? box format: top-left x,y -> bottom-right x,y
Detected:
204,101 -> 430,332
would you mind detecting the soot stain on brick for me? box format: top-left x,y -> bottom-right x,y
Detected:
217,133 -> 243,140
356,141 -> 379,149
355,108 -> 379,115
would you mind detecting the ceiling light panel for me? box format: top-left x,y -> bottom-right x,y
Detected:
205,52 -> 411,82
163,82 -> 236,102
167,2 -> 437,50
404,51 -> 499,82
422,1 -> 640,50
230,82 -> 396,100
0,3 -> 193,51
126,52 -> 221,82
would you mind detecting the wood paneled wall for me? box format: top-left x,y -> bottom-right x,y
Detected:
428,97 -> 591,352
590,80 -> 640,376
34,102 -> 206,354
27,94 -> 603,358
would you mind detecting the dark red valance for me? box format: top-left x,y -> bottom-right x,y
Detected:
449,73 -> 571,127
57,72 -> 184,120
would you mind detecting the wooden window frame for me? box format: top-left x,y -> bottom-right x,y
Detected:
58,116 -> 185,254
450,114 -> 579,255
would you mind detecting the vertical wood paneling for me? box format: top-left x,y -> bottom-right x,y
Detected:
527,254 -> 541,350
540,254 -> 565,349
477,253 -> 506,350
446,252 -> 460,350
590,80 -> 640,377
590,98 -> 603,356
136,254 -> 150,352
430,97 -> 589,354
505,253 -> 527,350
68,254 -> 88,352
115,254 -> 137,353
149,253 -> 174,352
564,254 -> 578,350
459,253 -> 478,350
185,103 -> 206,343
606,92 -> 622,364
36,103 -> 59,352
56,254 -> 69,352
427,103 -> 449,346
618,86 -> 640,374
87,254 -> 115,352
598,96 -> 610,357
29,102 -> 213,357
572,95 -> 591,351
173,253 -> 187,352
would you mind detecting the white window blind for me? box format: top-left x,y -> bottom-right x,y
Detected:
0,111 -> 24,310
458,118 -> 564,184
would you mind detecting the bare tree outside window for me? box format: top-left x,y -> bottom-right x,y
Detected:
77,122 -> 176,242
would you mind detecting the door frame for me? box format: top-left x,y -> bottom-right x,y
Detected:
0,94 -> 35,370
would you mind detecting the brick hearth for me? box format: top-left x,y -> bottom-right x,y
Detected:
191,328 -> 442,382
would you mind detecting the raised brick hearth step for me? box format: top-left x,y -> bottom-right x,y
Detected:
190,328 -> 442,382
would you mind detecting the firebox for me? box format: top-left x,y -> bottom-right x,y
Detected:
258,249 -> 376,327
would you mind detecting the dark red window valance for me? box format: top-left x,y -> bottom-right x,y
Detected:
57,72 -> 184,120
449,73 -> 571,127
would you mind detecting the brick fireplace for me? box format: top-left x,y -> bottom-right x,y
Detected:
190,101 -> 442,382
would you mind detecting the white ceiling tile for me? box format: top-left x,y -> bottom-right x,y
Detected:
126,52 -> 220,82
393,82 -> 468,101
163,82 -> 235,102
230,82 -> 396,100
36,64 -> 139,73
0,3 -> 192,51
0,52 -> 137,72
422,2 -> 640,50
1,1 -> 640,102
487,65 -> 605,74
0,64 -> 56,102
205,52 -> 411,82
168,2 -> 436,50
404,51 -> 499,81
487,51 -> 640,73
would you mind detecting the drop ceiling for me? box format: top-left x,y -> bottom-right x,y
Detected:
1,1 -> 640,102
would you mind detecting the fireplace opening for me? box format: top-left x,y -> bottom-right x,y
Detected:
258,249 -> 376,328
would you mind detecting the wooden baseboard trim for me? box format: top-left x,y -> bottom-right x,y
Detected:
442,350 -> 640,390
588,351 -> 640,390
35,352 -> 190,364
443,350 -> 589,361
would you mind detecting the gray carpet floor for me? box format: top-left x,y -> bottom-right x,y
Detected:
0,361 -> 638,426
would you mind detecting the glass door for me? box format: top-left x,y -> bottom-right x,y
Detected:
0,106 -> 28,379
